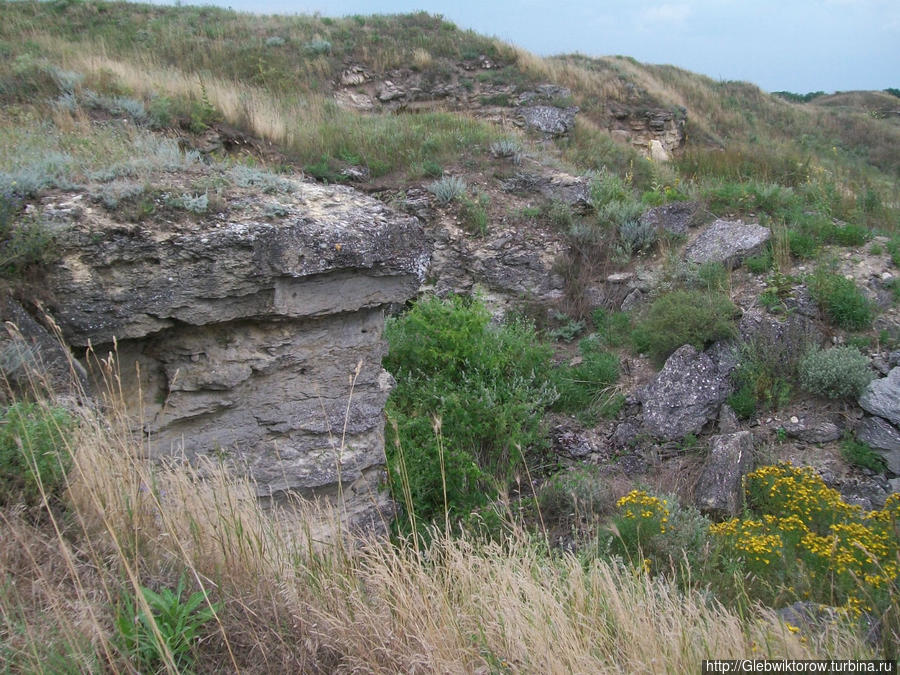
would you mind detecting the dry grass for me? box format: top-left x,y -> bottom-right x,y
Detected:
0,352 -> 877,673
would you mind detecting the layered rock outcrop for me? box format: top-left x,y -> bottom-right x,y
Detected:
38,174 -> 428,528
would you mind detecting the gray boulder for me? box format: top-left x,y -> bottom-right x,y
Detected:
640,345 -> 731,441
856,416 -> 900,473
782,418 -> 842,444
859,367 -> 900,427
685,219 -> 770,267
518,105 -> 578,136
695,431 -> 754,518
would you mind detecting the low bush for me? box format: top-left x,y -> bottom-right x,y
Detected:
840,436 -> 886,473
459,192 -> 490,235
631,290 -> 737,365
550,336 -> 619,419
427,175 -> 467,204
384,295 -> 556,530
798,346 -> 873,400
591,308 -> 632,348
808,271 -> 873,330
116,577 -> 221,673
0,402 -> 75,505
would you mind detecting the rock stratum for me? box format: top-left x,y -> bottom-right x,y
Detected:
34,172 -> 428,528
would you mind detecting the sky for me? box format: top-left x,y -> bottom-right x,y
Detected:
169,0 -> 899,93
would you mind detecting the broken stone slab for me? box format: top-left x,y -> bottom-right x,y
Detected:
859,367 -> 900,427
639,201 -> 701,237
518,105 -> 578,136
685,219 -> 770,267
639,345 -> 731,441
856,416 -> 900,473
695,431 -> 754,518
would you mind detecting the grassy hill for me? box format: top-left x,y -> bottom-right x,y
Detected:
1,2 -> 899,672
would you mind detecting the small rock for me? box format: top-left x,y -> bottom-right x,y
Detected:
685,218 -> 771,267
620,288 -> 644,312
639,201 -> 701,237
782,419 -> 842,444
695,431 -> 754,518
718,404 -> 740,434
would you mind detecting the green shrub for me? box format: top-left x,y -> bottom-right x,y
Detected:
798,346 -> 873,399
0,402 -> 74,505
116,577 -> 221,673
840,436 -> 886,473
537,465 -> 617,533
726,322 -> 815,418
551,337 -> 619,419
384,295 -> 556,530
427,175 -> 467,204
459,192 -> 490,236
744,249 -> 773,275
631,290 -> 737,365
591,308 -> 632,348
808,271 -> 873,330
618,217 -> 657,255
0,198 -> 56,278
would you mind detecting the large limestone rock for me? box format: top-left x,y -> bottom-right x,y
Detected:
859,367 -> 900,427
639,345 -> 731,441
695,431 -> 754,518
685,219 -> 770,267
41,173 -> 427,528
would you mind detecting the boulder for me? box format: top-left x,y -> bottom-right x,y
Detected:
695,431 -> 754,518
859,367 -> 900,427
639,201 -> 701,237
640,345 -> 731,441
42,171 -> 428,530
782,418 -> 842,444
685,219 -> 770,267
518,105 -> 578,136
856,416 -> 900,473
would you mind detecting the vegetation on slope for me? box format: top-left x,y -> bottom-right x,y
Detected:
2,1 -> 900,669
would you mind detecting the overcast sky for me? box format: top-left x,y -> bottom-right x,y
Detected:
170,0 -> 899,93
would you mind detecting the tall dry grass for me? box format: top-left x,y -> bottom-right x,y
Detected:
0,346 -> 877,673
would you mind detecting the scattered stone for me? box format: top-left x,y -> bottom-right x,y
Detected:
377,80 -> 405,102
340,66 -> 370,86
718,404 -> 740,434
640,345 -> 731,441
695,431 -> 754,518
620,288 -> 644,313
856,416 -> 900,473
685,219 -> 771,267
610,420 -> 640,449
840,474 -> 891,510
639,201 -> 701,237
782,418 -> 842,444
518,105 -> 578,136
859,367 -> 900,427
552,423 -> 599,459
